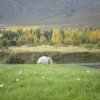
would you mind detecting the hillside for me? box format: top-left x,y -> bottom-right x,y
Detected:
0,0 -> 100,25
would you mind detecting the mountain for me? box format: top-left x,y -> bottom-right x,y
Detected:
0,0 -> 100,26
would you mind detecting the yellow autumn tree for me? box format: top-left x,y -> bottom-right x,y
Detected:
89,29 -> 100,43
63,27 -> 78,45
34,33 -> 39,44
39,33 -> 46,43
51,27 -> 62,44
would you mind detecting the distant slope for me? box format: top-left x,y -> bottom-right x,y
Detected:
0,0 -> 100,25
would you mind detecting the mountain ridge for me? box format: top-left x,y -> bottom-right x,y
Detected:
0,0 -> 100,26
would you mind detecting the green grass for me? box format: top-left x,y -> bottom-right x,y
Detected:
0,64 -> 100,100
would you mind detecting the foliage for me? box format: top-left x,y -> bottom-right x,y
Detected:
94,41 -> 100,49
89,29 -> 100,44
0,39 -> 10,47
51,27 -> 62,44
0,26 -> 100,48
39,33 -> 46,43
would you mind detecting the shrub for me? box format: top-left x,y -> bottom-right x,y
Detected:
9,40 -> 17,46
0,39 -> 10,47
94,41 -> 100,49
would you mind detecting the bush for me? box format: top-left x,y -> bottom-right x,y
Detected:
94,41 -> 100,49
9,40 -> 22,46
0,39 -> 10,47
9,40 -> 17,46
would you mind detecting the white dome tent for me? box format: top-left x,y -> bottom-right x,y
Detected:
37,56 -> 53,64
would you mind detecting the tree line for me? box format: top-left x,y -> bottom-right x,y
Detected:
0,26 -> 100,48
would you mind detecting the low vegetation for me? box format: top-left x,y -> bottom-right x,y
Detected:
0,64 -> 100,100
0,45 -> 100,64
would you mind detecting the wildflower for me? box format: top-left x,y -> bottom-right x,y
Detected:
42,76 -> 45,79
0,84 -> 4,88
19,70 -> 23,74
16,78 -> 19,82
35,72 -> 37,74
73,73 -> 76,75
77,78 -> 81,81
86,70 -> 90,73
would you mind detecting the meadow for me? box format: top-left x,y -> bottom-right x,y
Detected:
0,64 -> 100,100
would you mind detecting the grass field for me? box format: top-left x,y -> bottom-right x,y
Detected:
0,64 -> 100,100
